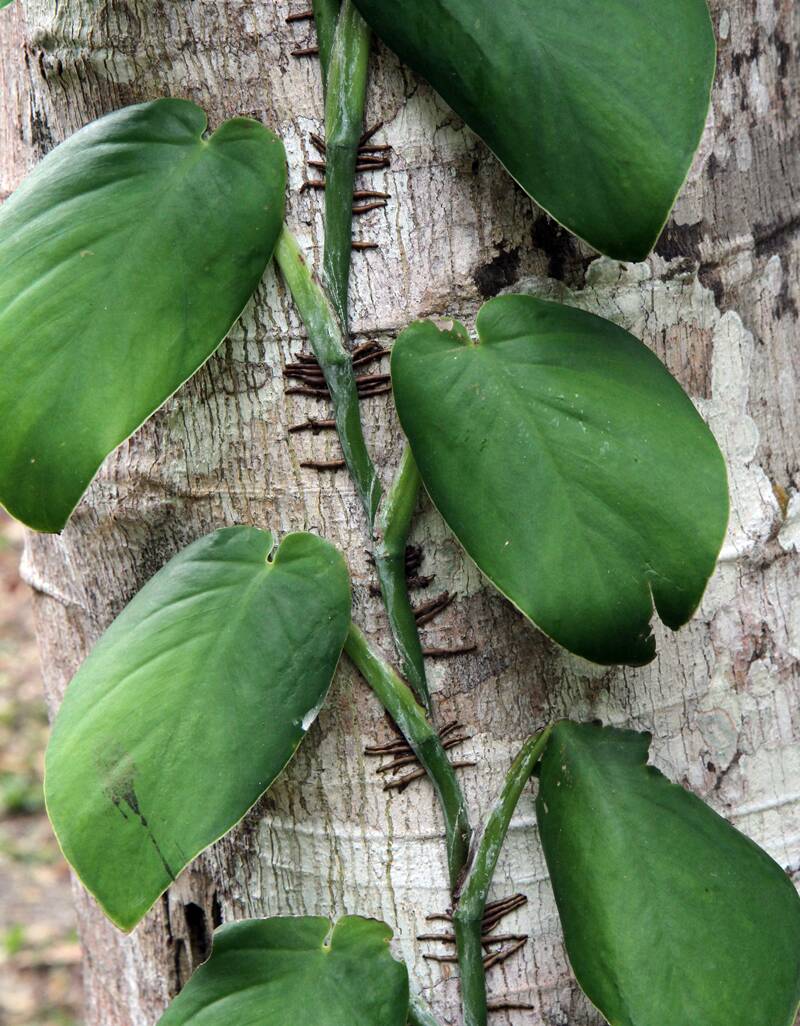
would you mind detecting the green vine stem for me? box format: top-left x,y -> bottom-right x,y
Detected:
344,622 -> 471,890
311,0 -> 340,86
322,0 -> 371,327
374,445 -> 430,711
275,227 -> 382,523
407,993 -> 443,1026
275,227 -> 433,711
453,726 -> 554,1026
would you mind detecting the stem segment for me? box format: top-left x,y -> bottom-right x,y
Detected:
374,446 -> 430,712
344,622 -> 471,890
453,727 -> 553,1026
311,0 -> 340,86
323,0 -> 371,327
275,227 -> 382,524
276,228 -> 432,709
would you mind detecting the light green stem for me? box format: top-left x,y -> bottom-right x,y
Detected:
311,0 -> 340,86
344,622 -> 471,890
374,446 -> 430,712
277,228 -> 431,707
453,726 -> 553,1026
323,0 -> 371,327
275,227 -> 382,524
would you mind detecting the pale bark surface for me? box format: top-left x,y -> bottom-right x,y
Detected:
1,1 -> 798,1023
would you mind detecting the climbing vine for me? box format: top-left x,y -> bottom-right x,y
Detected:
0,2 -> 798,1025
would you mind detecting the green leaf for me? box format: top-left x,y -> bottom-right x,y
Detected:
45,527 -> 350,931
351,0 -> 714,260
391,294 -> 728,665
158,916 -> 409,1026
0,98 -> 286,533
536,721 -> 800,1026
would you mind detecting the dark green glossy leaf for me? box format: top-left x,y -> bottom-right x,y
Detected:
157,919 -> 406,1021
351,0 -> 714,260
45,527 -> 350,931
536,721 -> 800,1026
157,915 -> 409,1026
391,294 -> 728,665
0,98 -> 286,533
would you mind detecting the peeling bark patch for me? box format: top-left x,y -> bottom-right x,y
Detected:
531,215 -> 590,284
473,245 -> 521,298
753,215 -> 800,260
655,221 -> 704,263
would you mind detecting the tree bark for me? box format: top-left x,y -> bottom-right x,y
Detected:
1,1 -> 798,1023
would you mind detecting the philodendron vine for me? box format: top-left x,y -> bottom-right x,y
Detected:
1,2 -> 798,1026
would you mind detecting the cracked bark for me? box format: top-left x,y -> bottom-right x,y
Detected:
0,1 -> 798,1023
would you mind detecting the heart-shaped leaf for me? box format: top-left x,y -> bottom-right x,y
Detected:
536,721 -> 800,1026
0,98 -> 286,533
157,916 -> 409,1026
391,294 -> 728,665
45,527 -> 351,931
351,0 -> 714,260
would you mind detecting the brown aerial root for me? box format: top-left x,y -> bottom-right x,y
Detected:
414,591 -> 454,625
418,893 -> 530,972
364,718 -> 474,792
301,121 -> 392,251
283,343 -> 392,402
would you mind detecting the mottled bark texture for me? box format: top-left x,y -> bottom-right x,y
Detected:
0,1 -> 798,1023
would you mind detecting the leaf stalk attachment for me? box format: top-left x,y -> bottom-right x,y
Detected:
344,622 -> 470,890
453,727 -> 553,1026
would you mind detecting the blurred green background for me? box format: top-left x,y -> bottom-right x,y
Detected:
0,512 -> 83,1025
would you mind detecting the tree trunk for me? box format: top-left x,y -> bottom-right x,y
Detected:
1,1 -> 798,1023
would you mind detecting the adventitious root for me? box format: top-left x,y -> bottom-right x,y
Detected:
419,894 -> 530,971
284,343 -> 391,401
367,547 -> 477,653
302,121 -> 392,249
365,717 -> 475,791
413,591 -> 453,626
287,8 -> 318,57
423,644 -> 478,658
368,543 -> 434,597
288,417 -> 337,435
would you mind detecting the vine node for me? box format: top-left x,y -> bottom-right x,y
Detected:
422,936 -> 526,971
423,893 -> 528,930
369,542 -> 433,596
365,718 -> 474,791
283,348 -> 392,400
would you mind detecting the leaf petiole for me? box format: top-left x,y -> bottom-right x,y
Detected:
344,622 -> 471,890
453,726 -> 553,1026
